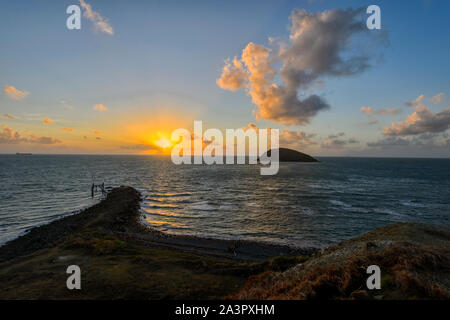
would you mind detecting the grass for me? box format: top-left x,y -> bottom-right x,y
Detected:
233,226 -> 450,300
0,219 -> 306,299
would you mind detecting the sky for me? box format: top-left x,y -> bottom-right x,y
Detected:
0,0 -> 449,157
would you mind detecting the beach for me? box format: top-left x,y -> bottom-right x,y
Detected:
0,186 -> 448,300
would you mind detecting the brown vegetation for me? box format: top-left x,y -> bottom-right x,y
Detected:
0,187 -> 305,299
233,223 -> 450,300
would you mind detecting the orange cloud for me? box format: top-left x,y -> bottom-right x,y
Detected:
432,93 -> 445,105
93,130 -> 101,135
361,106 -> 399,115
42,117 -> 54,125
1,114 -> 17,119
361,106 -> 372,115
4,86 -> 29,100
244,123 -> 316,150
0,125 -> 61,144
93,104 -> 108,111
62,128 -> 75,132
384,95 -> 450,136
217,8 -> 376,125
216,58 -> 248,91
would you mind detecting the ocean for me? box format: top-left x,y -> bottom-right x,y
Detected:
0,155 -> 449,247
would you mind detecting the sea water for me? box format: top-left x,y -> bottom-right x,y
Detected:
0,155 -> 449,247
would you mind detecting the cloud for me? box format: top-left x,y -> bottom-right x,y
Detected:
242,123 -> 316,150
322,132 -> 359,148
27,135 -> 62,144
217,8 -> 383,125
79,0 -> 114,35
383,96 -> 450,136
120,144 -> 158,151
370,92 -> 450,148
280,129 -> 317,148
0,125 -> 61,144
96,137 -> 101,140
361,106 -> 399,115
4,86 -> 29,100
60,100 -> 74,110
216,58 -> 247,91
367,133 -> 449,149
1,114 -> 17,119
0,125 -> 25,143
367,136 -> 411,148
327,132 -> 345,139
62,128 -> 75,132
431,93 -> 445,105
361,106 -> 372,115
405,94 -> 425,108
93,130 -> 101,135
376,108 -> 399,115
42,117 -> 54,125
93,104 -> 108,111
368,116 -> 378,125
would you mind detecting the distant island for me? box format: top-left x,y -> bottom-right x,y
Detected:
263,148 -> 318,162
15,153 -> 32,156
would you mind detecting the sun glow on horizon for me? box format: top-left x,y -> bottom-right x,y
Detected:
154,138 -> 172,149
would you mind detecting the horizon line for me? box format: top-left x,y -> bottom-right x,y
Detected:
1,153 -> 449,160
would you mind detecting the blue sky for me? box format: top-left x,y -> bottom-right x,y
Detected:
0,0 -> 449,156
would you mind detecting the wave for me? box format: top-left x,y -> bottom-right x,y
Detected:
150,192 -> 192,198
141,203 -> 179,209
400,200 -> 426,208
188,201 -> 218,211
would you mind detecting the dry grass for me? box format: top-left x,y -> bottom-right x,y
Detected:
233,224 -> 450,300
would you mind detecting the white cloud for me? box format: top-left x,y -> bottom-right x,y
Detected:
79,0 -> 114,35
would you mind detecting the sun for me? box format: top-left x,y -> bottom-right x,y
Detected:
155,138 -> 172,149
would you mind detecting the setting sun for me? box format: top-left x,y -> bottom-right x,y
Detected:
155,138 -> 172,149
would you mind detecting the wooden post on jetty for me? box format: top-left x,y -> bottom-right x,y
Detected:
91,182 -> 106,198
